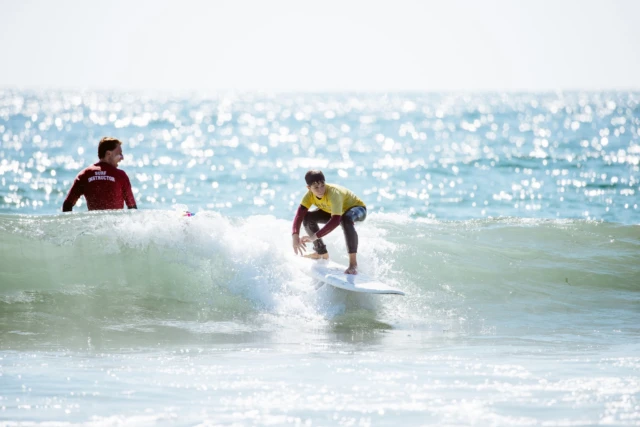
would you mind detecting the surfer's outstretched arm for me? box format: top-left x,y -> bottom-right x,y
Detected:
301,214 -> 341,243
292,204 -> 309,256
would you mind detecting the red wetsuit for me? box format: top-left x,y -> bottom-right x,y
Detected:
63,161 -> 137,211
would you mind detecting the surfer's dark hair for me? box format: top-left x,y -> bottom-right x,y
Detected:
98,137 -> 122,159
305,170 -> 325,186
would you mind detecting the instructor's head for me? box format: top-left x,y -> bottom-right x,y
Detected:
98,137 -> 124,167
305,169 -> 326,198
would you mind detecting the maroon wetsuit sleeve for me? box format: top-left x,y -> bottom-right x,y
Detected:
316,215 -> 342,239
62,172 -> 85,212
121,172 -> 137,209
292,205 -> 308,235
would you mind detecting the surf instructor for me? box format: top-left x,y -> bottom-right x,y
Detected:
62,137 -> 137,212
291,170 -> 367,275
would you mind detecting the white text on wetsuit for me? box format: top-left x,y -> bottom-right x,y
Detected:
88,171 -> 115,183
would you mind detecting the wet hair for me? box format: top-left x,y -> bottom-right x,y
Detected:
98,137 -> 122,159
305,170 -> 325,186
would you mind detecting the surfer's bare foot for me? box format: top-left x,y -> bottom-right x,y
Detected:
303,252 -> 329,260
344,265 -> 358,275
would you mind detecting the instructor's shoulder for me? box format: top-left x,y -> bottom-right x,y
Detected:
116,167 -> 131,178
77,164 -> 95,179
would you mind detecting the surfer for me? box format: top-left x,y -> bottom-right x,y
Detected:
62,137 -> 137,212
291,170 -> 367,275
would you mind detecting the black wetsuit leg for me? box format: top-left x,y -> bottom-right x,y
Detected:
341,206 -> 367,254
303,209 -> 331,254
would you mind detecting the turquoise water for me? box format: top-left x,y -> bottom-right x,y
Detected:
1,90 -> 639,222
1,90 -> 639,425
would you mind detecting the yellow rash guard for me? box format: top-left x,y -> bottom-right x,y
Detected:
299,183 -> 365,215
292,183 -> 366,237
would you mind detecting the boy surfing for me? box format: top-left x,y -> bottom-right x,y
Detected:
291,170 -> 367,275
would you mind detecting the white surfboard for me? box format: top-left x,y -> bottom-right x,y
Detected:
298,259 -> 405,295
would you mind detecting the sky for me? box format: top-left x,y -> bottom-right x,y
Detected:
1,0 -> 639,92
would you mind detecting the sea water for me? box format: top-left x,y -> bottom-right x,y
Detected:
0,90 -> 639,425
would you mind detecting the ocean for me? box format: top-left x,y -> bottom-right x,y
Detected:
0,90 -> 639,425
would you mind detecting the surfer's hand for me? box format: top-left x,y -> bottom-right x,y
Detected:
300,234 -> 317,244
344,265 -> 358,275
292,234 -> 307,256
